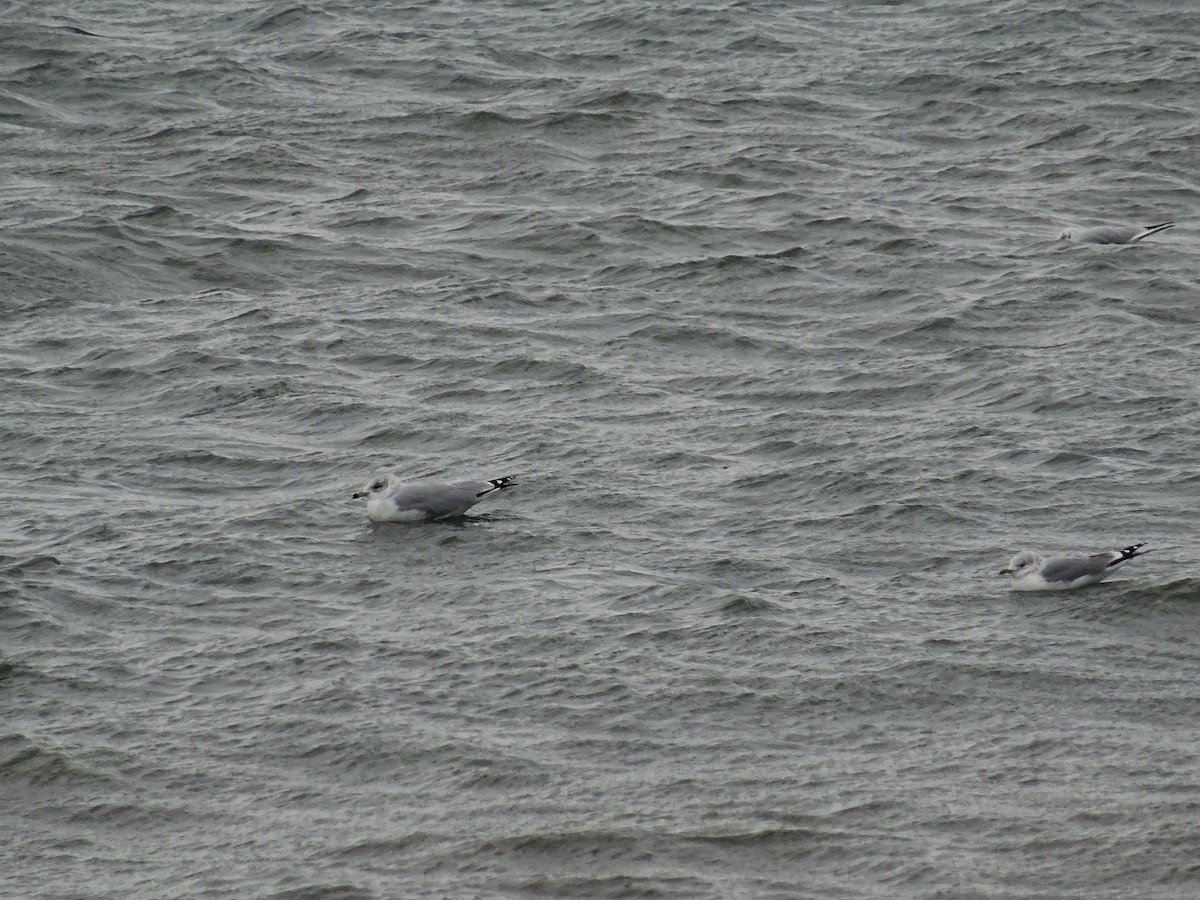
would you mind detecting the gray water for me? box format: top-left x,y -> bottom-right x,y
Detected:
3,1 -> 1199,897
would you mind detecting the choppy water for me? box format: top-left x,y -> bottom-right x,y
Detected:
4,1 -> 1200,897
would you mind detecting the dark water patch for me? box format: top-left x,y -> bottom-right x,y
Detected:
516,872 -> 710,899
0,732 -> 124,792
717,594 -> 787,614
263,885 -> 376,900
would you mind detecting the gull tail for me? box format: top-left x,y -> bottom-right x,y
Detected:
1131,222 -> 1174,242
1106,542 -> 1152,568
476,475 -> 517,497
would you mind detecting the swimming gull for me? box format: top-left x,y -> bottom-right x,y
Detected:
1057,222 -> 1174,244
999,542 -> 1151,590
352,473 -> 517,522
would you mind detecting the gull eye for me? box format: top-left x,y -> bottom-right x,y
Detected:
371,478 -> 386,491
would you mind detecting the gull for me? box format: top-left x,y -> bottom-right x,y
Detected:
352,473 -> 516,522
999,542 -> 1151,590
1057,222 -> 1174,244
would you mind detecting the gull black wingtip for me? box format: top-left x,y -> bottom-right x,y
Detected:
475,475 -> 518,497
1107,542 -> 1152,567
1132,223 -> 1174,242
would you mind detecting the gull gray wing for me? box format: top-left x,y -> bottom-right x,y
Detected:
400,476 -> 517,519
1076,225 -> 1141,244
1039,554 -> 1111,584
388,481 -> 481,519
1063,223 -> 1173,244
1040,542 -> 1150,584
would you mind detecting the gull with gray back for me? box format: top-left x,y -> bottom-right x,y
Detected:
999,542 -> 1152,590
352,473 -> 517,522
1057,222 -> 1174,244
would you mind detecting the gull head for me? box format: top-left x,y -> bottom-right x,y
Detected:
1057,228 -> 1072,240
999,551 -> 1042,578
352,473 -> 394,500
